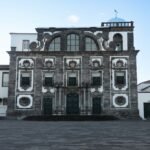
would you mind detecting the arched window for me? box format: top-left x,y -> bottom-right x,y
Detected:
85,37 -> 98,51
49,37 -> 61,51
113,34 -> 123,51
67,34 -> 79,51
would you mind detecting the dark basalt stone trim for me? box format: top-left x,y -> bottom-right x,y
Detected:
0,65 -> 9,70
36,26 -> 134,34
36,27 -> 103,33
7,50 -> 139,57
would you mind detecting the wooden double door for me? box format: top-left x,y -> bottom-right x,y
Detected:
66,93 -> 79,115
92,97 -> 102,114
43,97 -> 52,115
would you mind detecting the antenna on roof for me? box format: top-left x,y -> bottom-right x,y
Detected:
114,9 -> 118,18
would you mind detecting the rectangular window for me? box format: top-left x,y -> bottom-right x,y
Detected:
68,77 -> 77,86
67,73 -> 77,86
67,34 -> 79,51
44,73 -> 54,87
115,71 -> 126,86
22,40 -> 29,51
2,72 -> 9,87
92,72 -> 102,86
20,72 -> 31,87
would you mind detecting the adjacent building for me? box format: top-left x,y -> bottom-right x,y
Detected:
138,80 -> 150,119
3,17 -> 140,119
0,65 -> 9,116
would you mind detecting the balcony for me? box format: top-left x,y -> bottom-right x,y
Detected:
101,21 -> 134,28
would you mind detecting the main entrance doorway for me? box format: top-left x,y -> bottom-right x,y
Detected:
92,97 -> 101,114
144,103 -> 150,118
43,97 -> 52,115
66,93 -> 79,115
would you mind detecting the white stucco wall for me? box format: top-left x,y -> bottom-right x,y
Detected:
0,70 -> 9,98
138,93 -> 150,120
0,70 -> 9,116
108,31 -> 128,50
10,33 -> 37,51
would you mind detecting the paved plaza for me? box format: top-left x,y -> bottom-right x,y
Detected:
0,120 -> 150,150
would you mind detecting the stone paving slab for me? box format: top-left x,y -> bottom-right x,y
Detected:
0,120 -> 150,150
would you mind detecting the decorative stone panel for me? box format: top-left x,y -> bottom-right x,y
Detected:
44,58 -> 55,68
18,58 -> 34,68
65,58 -> 81,69
16,95 -> 33,109
112,94 -> 128,108
112,58 -> 128,68
90,56 -> 103,68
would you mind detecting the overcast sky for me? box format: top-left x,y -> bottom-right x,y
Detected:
0,0 -> 150,83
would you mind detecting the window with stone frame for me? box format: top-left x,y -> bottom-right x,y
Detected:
19,97 -> 31,107
115,71 -> 126,87
115,96 -> 126,106
67,73 -> 77,86
22,40 -> 30,51
2,72 -> 9,87
67,34 -> 79,51
20,72 -> 31,88
91,72 -> 102,86
113,34 -> 123,51
49,37 -> 61,51
85,37 -> 98,51
43,73 -> 54,87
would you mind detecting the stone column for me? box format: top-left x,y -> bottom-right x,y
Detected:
7,52 -> 17,117
34,57 -> 43,115
103,54 -> 111,114
129,51 -> 139,118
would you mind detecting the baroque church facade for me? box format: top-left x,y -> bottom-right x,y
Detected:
7,18 -> 139,119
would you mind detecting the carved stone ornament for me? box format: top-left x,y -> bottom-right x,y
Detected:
19,97 -> 30,107
43,33 -> 51,40
66,58 -> 80,68
45,60 -> 53,68
23,60 -> 30,68
69,61 -> 76,69
116,60 -> 124,67
29,42 -> 38,51
93,60 -> 100,68
115,96 -> 126,106
112,58 -> 127,68
17,95 -> 33,109
96,33 -> 102,39
19,59 -> 34,68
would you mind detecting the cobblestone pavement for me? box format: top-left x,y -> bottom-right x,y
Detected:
0,120 -> 150,150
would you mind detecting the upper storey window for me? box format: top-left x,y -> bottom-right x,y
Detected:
85,37 -> 98,51
113,34 -> 123,51
49,37 -> 61,51
67,34 -> 79,51
22,40 -> 29,51
2,72 -> 9,87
